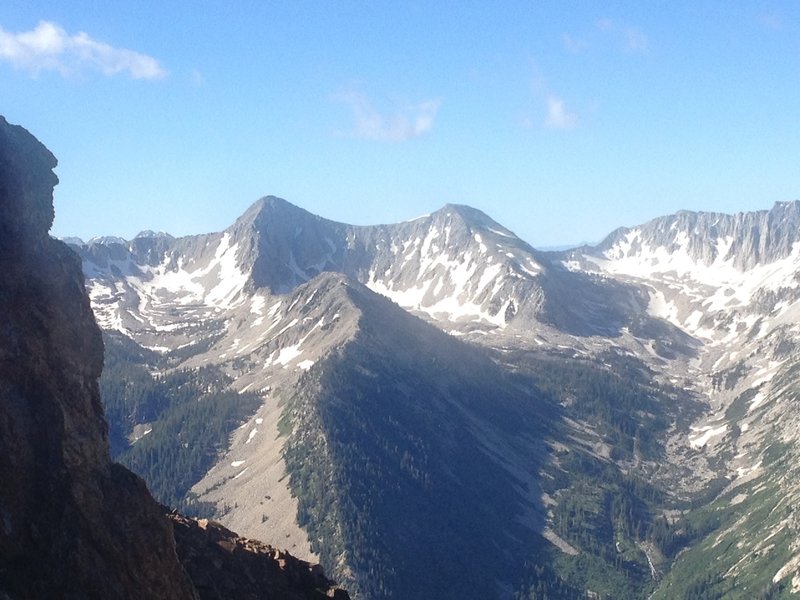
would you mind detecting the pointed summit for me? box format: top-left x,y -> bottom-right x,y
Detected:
225,197 -> 346,293
232,196 -> 321,232
431,203 -> 518,238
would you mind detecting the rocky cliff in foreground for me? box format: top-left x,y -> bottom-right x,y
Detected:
0,115 -> 349,600
169,513 -> 349,600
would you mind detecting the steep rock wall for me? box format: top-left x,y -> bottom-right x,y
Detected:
0,116 -> 197,599
0,115 -> 350,600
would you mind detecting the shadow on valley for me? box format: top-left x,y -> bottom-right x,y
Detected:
99,278 -> 708,599
279,282 -> 551,599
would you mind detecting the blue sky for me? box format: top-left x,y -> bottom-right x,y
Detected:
2,2 -> 799,247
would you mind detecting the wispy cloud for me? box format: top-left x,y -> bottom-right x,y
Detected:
544,95 -> 578,129
523,62 -> 579,131
0,20 -> 167,79
595,18 -> 649,53
333,90 -> 441,142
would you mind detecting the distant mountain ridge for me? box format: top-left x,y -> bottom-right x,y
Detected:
76,195 -> 651,341
76,194 -> 800,598
593,200 -> 800,270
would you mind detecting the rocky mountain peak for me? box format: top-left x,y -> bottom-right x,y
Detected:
233,195 -> 323,233
595,200 -> 800,271
0,115 -> 58,251
88,235 -> 129,247
431,203 -> 517,237
135,230 -> 175,240
228,197 -> 345,294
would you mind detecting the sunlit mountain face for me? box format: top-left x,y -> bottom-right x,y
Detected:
77,198 -> 800,599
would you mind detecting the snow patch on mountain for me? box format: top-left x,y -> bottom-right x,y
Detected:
367,271 -> 509,328
577,227 -> 800,344
689,424 -> 728,449
275,343 -> 304,366
204,233 -> 248,308
80,231 -> 253,338
593,231 -> 800,302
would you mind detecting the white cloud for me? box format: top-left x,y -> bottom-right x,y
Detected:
544,95 -> 578,129
333,90 -> 440,142
0,21 -> 167,79
595,18 -> 649,53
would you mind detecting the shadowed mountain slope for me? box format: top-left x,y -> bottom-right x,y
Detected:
0,116 -> 349,600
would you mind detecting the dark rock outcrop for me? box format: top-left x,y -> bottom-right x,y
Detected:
0,116 -> 349,600
169,513 -> 349,600
0,116 -> 197,599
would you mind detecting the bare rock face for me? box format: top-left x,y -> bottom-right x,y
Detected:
169,513 -> 350,600
594,201 -> 800,271
0,115 -> 351,600
0,116 -> 197,599
0,118 -> 57,249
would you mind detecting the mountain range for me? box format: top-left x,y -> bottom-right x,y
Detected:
71,195 -> 800,599
0,115 -> 350,600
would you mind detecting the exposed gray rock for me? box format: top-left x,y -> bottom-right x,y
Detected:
593,201 -> 800,270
